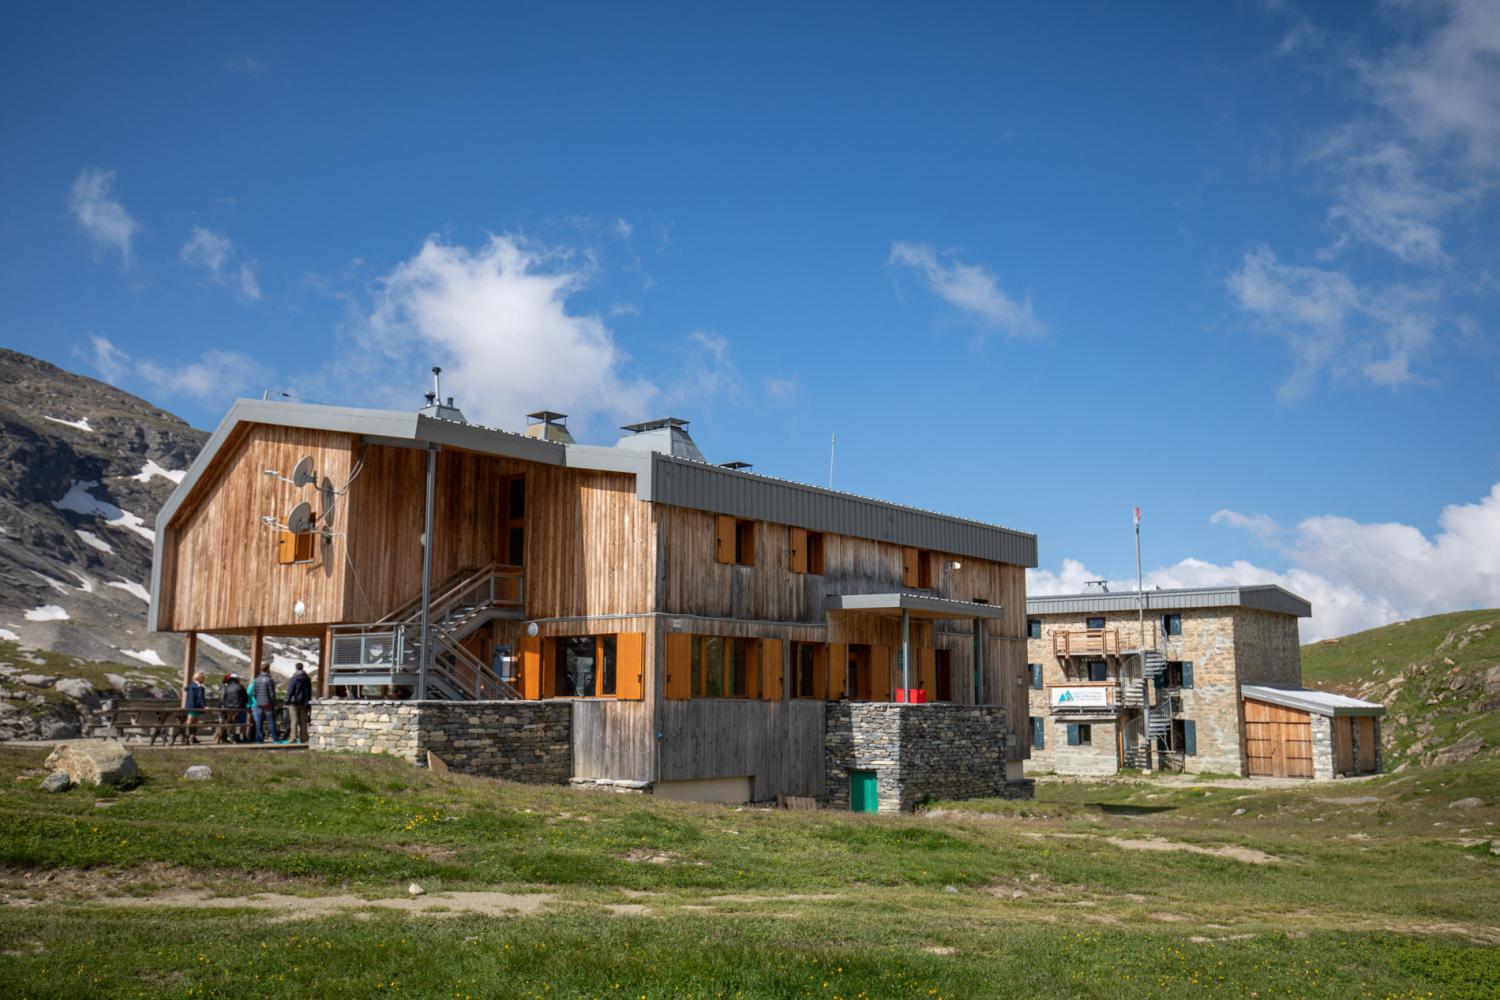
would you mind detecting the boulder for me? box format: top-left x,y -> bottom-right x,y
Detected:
184,765 -> 212,781
40,771 -> 72,793
54,678 -> 99,704
1485,665 -> 1500,695
19,673 -> 55,687
43,739 -> 138,787
1422,732 -> 1486,769
1449,797 -> 1485,810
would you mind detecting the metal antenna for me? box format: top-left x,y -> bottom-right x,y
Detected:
828,432 -> 836,489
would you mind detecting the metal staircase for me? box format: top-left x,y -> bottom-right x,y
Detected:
1120,645 -> 1184,771
328,565 -> 525,700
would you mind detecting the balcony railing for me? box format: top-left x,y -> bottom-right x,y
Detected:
1052,628 -> 1122,658
1047,682 -> 1122,716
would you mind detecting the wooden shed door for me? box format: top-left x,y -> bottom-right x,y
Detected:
1356,717 -> 1378,773
1244,699 -> 1313,778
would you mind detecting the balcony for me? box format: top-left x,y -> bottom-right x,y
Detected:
1052,628 -> 1123,659
1047,682 -> 1122,717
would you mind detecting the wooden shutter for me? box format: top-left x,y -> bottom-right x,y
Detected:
519,634 -> 542,700
615,633 -> 645,700
761,639 -> 783,700
539,638 -> 557,699
901,548 -> 919,588
745,640 -> 761,699
664,633 -> 692,699
826,644 -> 846,700
919,648 -> 936,698
1180,661 -> 1193,688
1067,723 -> 1080,746
715,515 -> 736,564
1182,719 -> 1197,755
1032,718 -> 1045,749
1029,663 -> 1043,689
277,531 -> 296,565
870,645 -> 891,701
789,527 -> 807,574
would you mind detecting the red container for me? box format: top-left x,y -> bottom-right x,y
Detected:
895,688 -> 928,704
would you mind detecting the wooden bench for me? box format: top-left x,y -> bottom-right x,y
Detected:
103,700 -> 288,745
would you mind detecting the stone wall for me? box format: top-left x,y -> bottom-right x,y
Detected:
1310,713 -> 1335,780
310,699 -> 572,784
1233,609 -> 1303,687
824,703 -> 1027,813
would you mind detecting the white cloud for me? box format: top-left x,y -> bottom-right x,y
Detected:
179,226 -> 262,301
888,242 -> 1044,338
68,168 -> 141,268
764,375 -> 801,404
360,235 -> 658,430
1226,245 -> 1437,398
1034,482 -> 1500,642
87,334 -> 264,404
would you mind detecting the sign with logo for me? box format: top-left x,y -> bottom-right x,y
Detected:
1050,686 -> 1112,709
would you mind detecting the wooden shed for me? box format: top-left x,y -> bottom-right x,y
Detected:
1241,686 -> 1384,780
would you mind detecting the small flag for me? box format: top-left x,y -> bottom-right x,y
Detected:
1133,506 -> 1141,526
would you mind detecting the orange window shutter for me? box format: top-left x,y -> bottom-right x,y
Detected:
295,532 -> 317,562
746,640 -> 761,700
664,633 -> 692,699
870,645 -> 892,701
789,528 -> 807,574
902,548 -> 919,588
277,531 -> 295,565
715,515 -> 736,564
826,644 -> 847,700
540,638 -> 556,699
615,633 -> 645,700
919,648 -> 937,697
761,639 -> 783,700
519,635 -> 542,700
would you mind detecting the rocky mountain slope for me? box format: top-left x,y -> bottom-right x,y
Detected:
0,349 -> 253,737
1302,609 -> 1500,771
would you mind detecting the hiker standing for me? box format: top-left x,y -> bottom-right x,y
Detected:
183,672 -> 207,745
286,663 -> 312,743
251,667 -> 279,743
220,673 -> 248,743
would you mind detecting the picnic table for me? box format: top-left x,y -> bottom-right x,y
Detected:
102,699 -> 292,745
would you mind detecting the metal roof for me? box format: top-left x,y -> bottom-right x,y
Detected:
1025,585 -> 1311,618
826,593 -> 1010,620
149,399 -> 1037,628
1242,685 -> 1385,717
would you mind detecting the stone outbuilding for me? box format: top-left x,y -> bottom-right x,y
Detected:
1241,686 -> 1384,779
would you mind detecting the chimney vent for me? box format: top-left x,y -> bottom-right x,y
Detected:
525,410 -> 576,444
418,366 -> 467,423
614,417 -> 706,462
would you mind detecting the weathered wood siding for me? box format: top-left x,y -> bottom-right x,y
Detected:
525,466 -> 656,620
658,699 -> 827,800
161,425 -> 356,631
1244,699 -> 1313,778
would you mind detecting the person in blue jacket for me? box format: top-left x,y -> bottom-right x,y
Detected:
183,672 -> 206,745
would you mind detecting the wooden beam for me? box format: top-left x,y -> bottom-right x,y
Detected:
318,626 -> 332,698
250,627 -> 264,679
180,633 -> 198,707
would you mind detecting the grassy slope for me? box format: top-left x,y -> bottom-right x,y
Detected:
1302,609 -> 1500,767
1,746 -> 1497,998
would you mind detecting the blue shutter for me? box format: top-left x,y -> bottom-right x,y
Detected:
1067,723 -> 1080,746
1182,720 -> 1197,755
1031,717 -> 1044,749
1180,661 -> 1193,689
1029,664 -> 1043,689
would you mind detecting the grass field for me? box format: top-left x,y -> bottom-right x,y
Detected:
1,746 -> 1498,998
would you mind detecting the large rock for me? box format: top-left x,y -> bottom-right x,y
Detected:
43,739 -> 138,786
1423,732 -> 1486,769
54,677 -> 99,704
40,771 -> 72,793
1485,665 -> 1500,695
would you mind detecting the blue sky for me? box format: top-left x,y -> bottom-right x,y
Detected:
3,1 -> 1497,638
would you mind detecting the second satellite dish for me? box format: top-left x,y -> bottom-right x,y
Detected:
285,501 -> 314,534
291,456 -> 317,487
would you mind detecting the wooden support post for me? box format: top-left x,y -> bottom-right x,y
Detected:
250,627 -> 265,680
181,633 -> 198,707
319,626 -> 332,698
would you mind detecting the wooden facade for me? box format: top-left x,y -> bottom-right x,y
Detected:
1244,699 -> 1314,778
155,410 -> 1034,800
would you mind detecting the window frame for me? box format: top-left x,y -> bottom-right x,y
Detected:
1162,613 -> 1182,637
1026,618 -> 1042,640
1086,616 -> 1106,630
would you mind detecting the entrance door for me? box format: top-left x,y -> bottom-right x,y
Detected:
850,770 -> 878,812
1244,699 -> 1313,778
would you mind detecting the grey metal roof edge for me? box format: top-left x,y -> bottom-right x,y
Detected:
1025,585 -> 1312,618
1241,685 -> 1386,717
827,593 -> 1010,620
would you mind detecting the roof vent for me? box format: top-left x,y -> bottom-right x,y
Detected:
614,417 -> 706,463
525,410 -> 576,444
418,367 -> 467,423
720,460 -> 752,472
1084,580 -> 1110,593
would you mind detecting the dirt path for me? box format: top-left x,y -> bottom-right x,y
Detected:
94,889 -> 554,921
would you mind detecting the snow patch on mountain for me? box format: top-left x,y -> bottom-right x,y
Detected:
75,529 -> 114,553
106,579 -> 150,603
198,633 -> 249,661
129,459 -> 186,484
122,648 -> 167,666
43,415 -> 94,432
25,605 -> 69,622
52,480 -> 155,542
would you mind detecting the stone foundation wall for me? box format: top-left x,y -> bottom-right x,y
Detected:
1310,713 -> 1335,780
310,699 -> 572,784
825,703 -> 1026,813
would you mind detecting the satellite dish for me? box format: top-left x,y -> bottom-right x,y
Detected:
285,501 -> 314,534
291,456 -> 317,487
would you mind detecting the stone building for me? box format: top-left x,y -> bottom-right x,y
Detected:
1023,585 -> 1383,778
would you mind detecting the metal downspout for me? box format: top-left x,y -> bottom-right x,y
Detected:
416,444 -> 437,700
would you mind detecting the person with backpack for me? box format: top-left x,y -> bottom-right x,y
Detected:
182,672 -> 206,745
220,673 -> 248,743
285,663 -> 312,743
251,666 -> 279,743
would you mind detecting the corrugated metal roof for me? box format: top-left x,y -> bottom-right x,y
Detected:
826,593 -> 1010,620
1242,685 -> 1385,717
1025,585 -> 1311,618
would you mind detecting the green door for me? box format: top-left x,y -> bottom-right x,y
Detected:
850,770 -> 878,813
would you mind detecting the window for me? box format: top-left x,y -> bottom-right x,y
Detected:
687,635 -> 758,698
553,635 -> 617,697
1028,663 -> 1044,689
1030,716 -> 1045,750
1026,618 -> 1042,640
934,649 -> 953,702
794,642 -> 822,698
790,528 -> 826,574
277,528 -> 318,565
716,516 -> 756,566
1162,661 -> 1194,688
504,476 -> 525,565
1088,660 -> 1108,682
1162,613 -> 1182,637
1086,616 -> 1106,630
1172,719 -> 1197,755
1067,723 -> 1092,746
902,548 -> 933,589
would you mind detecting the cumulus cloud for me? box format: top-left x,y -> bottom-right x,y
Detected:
361,235 -> 658,430
87,334 -> 264,403
180,226 -> 262,301
1032,483 -> 1500,642
1226,245 -> 1437,398
68,168 -> 141,268
888,242 -> 1044,338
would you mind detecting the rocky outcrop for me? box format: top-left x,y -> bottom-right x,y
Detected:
44,739 -> 138,786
